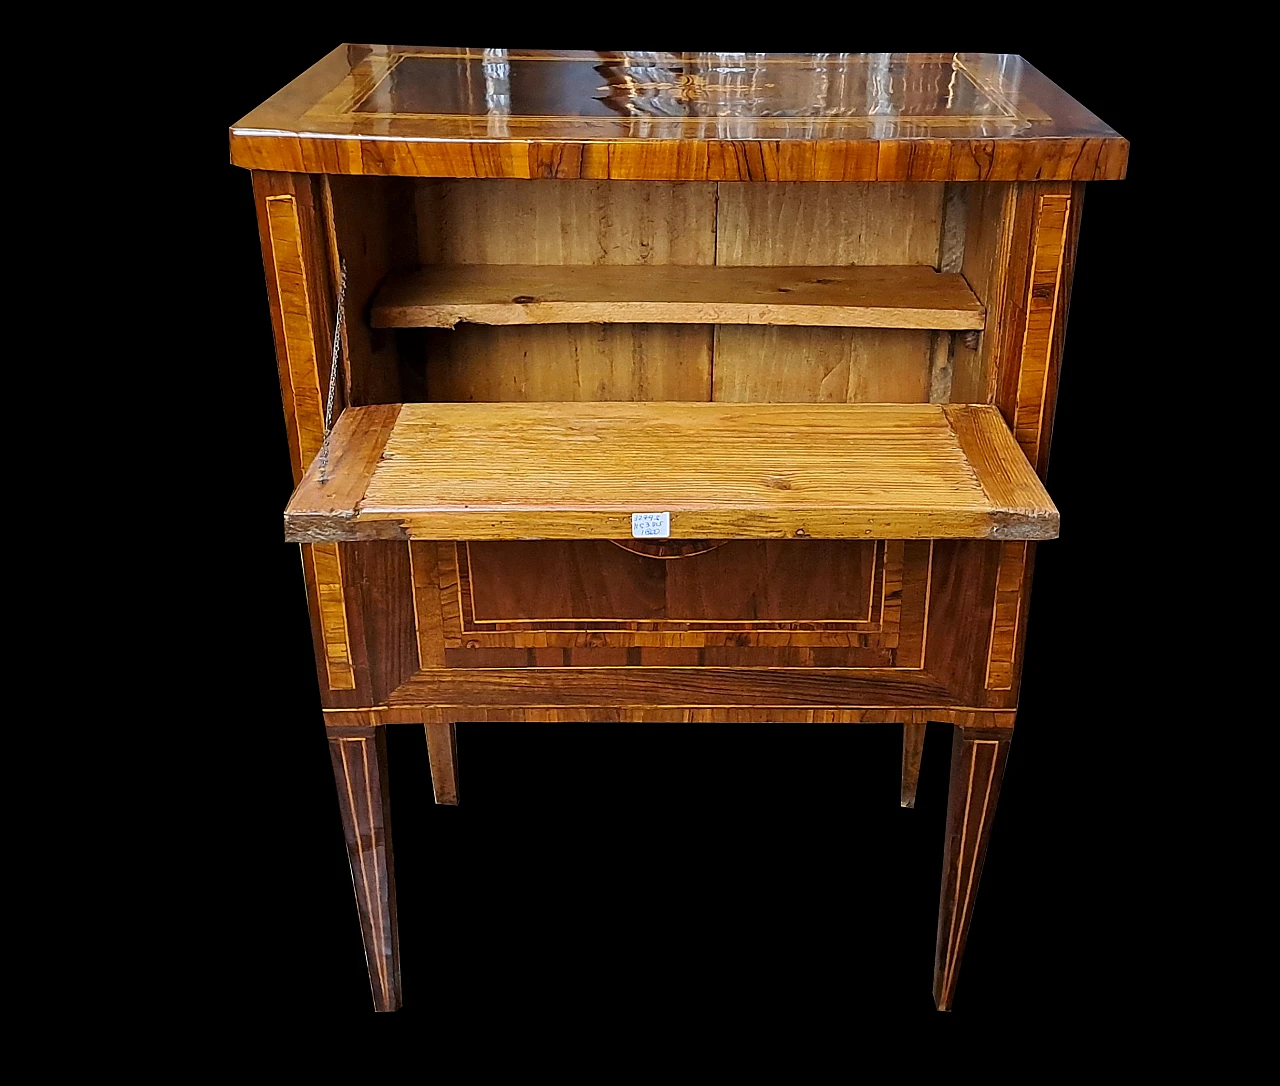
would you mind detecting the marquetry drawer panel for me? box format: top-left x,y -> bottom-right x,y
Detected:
411,539 -> 932,669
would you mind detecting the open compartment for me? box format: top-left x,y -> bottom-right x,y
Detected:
322,177 -> 1015,409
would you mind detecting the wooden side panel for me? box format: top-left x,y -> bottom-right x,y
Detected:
1011,193 -> 1072,465
255,174 -> 335,478
979,181 -> 1080,701
921,540 -> 1002,705
991,182 -> 1076,449
343,541 -> 419,704
323,176 -> 418,406
254,171 -> 418,705
713,183 -> 943,403
415,179 -> 718,265
951,182 -> 1015,404
715,183 -> 945,267
254,172 -> 359,695
413,178 -> 717,402
424,323 -> 713,402
713,327 -> 931,403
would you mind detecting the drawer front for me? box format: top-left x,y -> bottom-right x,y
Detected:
412,539 -> 932,670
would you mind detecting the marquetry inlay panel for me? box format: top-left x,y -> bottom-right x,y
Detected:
410,539 -> 933,669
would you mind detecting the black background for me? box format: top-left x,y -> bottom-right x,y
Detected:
185,32 -> 1184,1024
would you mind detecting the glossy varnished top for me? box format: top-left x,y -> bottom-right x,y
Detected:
230,47 -> 1127,181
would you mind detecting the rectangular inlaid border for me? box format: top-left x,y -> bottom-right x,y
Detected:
414,539 -> 931,667
264,189 -> 355,691
458,540 -> 882,630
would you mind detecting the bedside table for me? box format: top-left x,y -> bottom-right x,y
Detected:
230,47 -> 1126,1011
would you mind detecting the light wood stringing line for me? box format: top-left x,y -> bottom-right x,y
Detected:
942,739 -> 1000,997
337,737 -> 389,1003
266,193 -> 355,691
264,195 -> 326,466
460,540 -> 878,626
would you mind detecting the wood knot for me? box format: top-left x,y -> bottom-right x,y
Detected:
511,295 -> 537,304
763,476 -> 794,490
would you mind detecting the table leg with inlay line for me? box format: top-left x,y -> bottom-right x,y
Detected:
934,722 -> 1012,1011
327,723 -> 401,1012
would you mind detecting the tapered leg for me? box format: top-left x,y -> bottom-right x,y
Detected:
425,721 -> 459,805
934,725 -> 1011,1011
328,725 -> 401,1011
901,722 -> 927,808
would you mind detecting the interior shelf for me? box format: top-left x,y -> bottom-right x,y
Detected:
285,402 -> 1056,543
370,265 -> 985,331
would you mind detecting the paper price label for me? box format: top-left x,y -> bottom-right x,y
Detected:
631,512 -> 671,538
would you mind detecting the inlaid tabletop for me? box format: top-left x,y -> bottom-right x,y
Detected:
231,47 -> 1127,180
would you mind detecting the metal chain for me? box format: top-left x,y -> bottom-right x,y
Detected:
318,258 -> 348,481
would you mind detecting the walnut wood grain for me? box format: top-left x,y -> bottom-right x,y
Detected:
388,667 -> 955,707
229,48 -> 1128,181
284,403 -> 1058,543
324,706 -> 1017,728
372,264 -> 985,331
